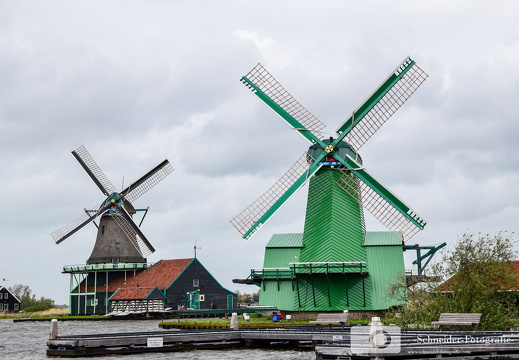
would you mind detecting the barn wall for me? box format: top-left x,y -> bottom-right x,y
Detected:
166,260 -> 236,310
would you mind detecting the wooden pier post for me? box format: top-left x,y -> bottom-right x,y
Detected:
369,317 -> 384,360
49,319 -> 58,340
230,312 -> 238,330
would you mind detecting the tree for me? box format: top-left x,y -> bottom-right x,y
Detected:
387,231 -> 518,331
8,284 -> 55,311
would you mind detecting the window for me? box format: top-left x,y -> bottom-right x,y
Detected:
0,293 -> 2,299
116,242 -> 120,250
4,293 -> 7,299
0,304 -> 3,311
14,303 -> 19,311
102,225 -> 106,235
4,304 -> 7,311
193,279 -> 199,287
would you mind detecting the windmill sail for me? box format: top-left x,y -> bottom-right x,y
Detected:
232,58 -> 428,240
120,159 -> 173,203
231,152 -> 320,240
336,57 -> 428,151
110,208 -> 155,256
72,146 -> 117,196
241,63 -> 326,140
337,168 -> 426,242
51,202 -> 111,244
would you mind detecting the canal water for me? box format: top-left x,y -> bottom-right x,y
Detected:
0,319 -> 314,359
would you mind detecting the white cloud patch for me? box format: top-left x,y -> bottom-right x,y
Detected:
0,0 -> 519,302
233,29 -> 299,70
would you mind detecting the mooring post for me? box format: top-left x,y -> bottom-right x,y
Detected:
49,319 -> 58,340
343,310 -> 350,326
369,317 -> 384,360
230,312 -> 238,330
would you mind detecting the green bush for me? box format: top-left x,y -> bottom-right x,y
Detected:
24,305 -> 50,313
386,231 -> 518,331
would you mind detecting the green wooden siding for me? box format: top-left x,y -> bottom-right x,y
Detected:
259,280 -> 296,311
263,248 -> 301,268
265,233 -> 303,248
300,168 -> 367,263
293,275 -> 371,311
256,177 -> 408,311
365,232 -> 407,309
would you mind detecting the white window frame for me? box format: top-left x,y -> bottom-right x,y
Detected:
14,303 -> 19,311
193,279 -> 199,287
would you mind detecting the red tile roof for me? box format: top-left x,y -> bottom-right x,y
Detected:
72,259 -> 194,298
121,258 -> 193,289
109,259 -> 194,301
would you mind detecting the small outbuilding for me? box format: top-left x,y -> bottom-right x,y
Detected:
0,286 -> 21,313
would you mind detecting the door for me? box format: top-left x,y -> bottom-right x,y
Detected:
227,294 -> 234,309
186,290 -> 200,309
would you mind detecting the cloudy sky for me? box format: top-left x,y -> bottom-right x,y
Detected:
1,1 -> 518,304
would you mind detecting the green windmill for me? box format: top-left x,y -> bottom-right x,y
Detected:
231,57 -> 435,312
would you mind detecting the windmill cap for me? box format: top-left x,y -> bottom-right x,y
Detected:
307,138 -> 363,166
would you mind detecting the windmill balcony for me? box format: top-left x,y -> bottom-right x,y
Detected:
249,261 -> 368,280
62,262 -> 153,274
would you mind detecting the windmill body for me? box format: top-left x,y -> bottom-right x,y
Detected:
52,146 -> 173,315
87,195 -> 145,264
88,216 -> 145,264
232,58 -> 431,312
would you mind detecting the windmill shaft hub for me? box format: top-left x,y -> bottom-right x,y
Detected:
307,139 -> 362,167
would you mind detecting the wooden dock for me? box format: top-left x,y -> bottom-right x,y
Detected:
316,329 -> 519,359
47,327 -> 323,356
47,325 -> 519,358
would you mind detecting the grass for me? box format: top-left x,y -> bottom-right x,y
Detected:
159,313 -> 374,329
0,308 -> 69,319
0,308 -> 107,320
0,309 -> 378,328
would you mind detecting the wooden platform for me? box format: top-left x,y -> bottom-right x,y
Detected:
47,326 -> 326,356
316,329 -> 519,359
47,326 -> 519,358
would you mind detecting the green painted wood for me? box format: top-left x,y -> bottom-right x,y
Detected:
242,156 -> 324,240
299,168 -> 366,263
333,152 -> 426,230
263,248 -> 301,269
240,76 -> 326,147
258,280 -> 297,311
294,276 -> 372,311
265,233 -> 304,248
286,167 -> 372,311
365,234 -> 407,309
335,57 -> 416,136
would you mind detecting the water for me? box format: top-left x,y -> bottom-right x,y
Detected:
0,319 -> 314,360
